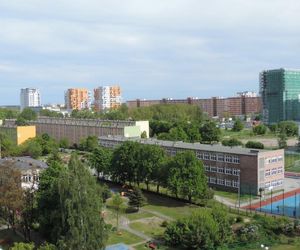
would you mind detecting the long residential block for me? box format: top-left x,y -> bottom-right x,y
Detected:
99,136 -> 284,195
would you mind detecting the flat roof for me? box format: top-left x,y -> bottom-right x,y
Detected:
0,157 -> 48,171
99,136 -> 269,156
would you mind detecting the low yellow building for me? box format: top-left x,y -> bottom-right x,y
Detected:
0,125 -> 36,145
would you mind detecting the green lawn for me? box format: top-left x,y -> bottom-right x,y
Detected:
107,230 -> 144,246
214,190 -> 256,203
143,193 -> 200,220
285,153 -> 300,171
221,128 -> 277,140
134,243 -> 178,250
125,211 -> 154,221
130,219 -> 165,238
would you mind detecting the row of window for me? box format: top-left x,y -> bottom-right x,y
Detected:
208,177 -> 239,188
21,175 -> 40,183
265,156 -> 283,164
265,179 -> 283,188
205,165 -> 240,176
196,152 -> 240,164
265,167 -> 283,178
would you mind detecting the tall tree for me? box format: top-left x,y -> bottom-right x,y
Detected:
200,121 -> 221,143
111,193 -> 124,232
56,153 -> 107,249
168,151 -> 208,202
89,146 -> 112,179
0,163 -> 24,230
128,187 -> 147,211
37,161 -> 66,242
232,119 -> 244,132
110,141 -> 140,185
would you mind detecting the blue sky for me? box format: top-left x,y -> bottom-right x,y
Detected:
0,0 -> 300,105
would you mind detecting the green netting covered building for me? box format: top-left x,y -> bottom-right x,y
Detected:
260,68 -> 300,124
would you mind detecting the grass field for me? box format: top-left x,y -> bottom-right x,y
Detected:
107,230 -> 143,246
130,218 -> 165,238
143,193 -> 200,220
285,153 -> 300,171
125,211 -> 154,221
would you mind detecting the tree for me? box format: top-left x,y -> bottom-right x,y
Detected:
56,153 -> 107,249
79,135 -> 99,152
253,124 -> 267,135
164,210 -> 220,250
111,193 -> 124,232
59,138 -> 69,148
222,138 -> 243,147
36,161 -> 66,242
245,141 -> 264,149
15,117 -> 30,126
278,132 -> 287,149
0,133 -> 15,157
200,121 -> 221,143
168,151 -> 208,202
110,141 -> 140,185
232,119 -> 244,132
20,139 -> 43,159
278,121 -> 298,136
137,144 -> 166,190
141,131 -> 147,138
128,187 -> 147,211
89,146 -> 112,179
0,163 -> 24,230
18,108 -> 37,121
10,242 -> 34,250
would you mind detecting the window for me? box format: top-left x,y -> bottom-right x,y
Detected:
217,154 -> 224,162
196,151 -> 203,159
277,167 -> 283,174
210,166 -> 217,172
225,179 -> 232,187
271,180 -> 277,187
265,182 -> 270,188
209,177 -> 216,184
278,156 -> 283,162
225,167 -> 232,175
225,155 -> 232,163
265,169 -> 270,178
217,167 -> 224,173
232,180 -> 239,188
217,178 -> 225,186
277,179 -> 283,186
204,165 -> 210,172
271,168 -> 277,175
210,154 -> 217,161
233,156 -> 240,164
232,169 -> 240,176
271,157 -> 277,163
204,152 -> 210,160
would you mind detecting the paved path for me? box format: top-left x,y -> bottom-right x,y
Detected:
119,215 -> 151,241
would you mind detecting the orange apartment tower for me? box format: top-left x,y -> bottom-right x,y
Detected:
65,88 -> 90,111
94,85 -> 121,112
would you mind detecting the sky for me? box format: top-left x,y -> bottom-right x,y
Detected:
0,0 -> 300,105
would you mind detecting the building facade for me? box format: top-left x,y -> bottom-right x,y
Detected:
65,88 -> 91,111
94,86 -> 121,112
10,117 -> 149,144
0,157 -> 48,189
20,88 -> 41,110
0,124 -> 36,145
260,68 -> 300,124
127,93 -> 262,118
99,136 -> 284,195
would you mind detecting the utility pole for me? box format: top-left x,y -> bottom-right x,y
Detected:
238,169 -> 241,210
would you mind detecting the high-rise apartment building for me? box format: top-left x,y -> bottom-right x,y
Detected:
20,88 -> 41,110
94,85 -> 121,112
65,88 -> 90,111
260,68 -> 300,124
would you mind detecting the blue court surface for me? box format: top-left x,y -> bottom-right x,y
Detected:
105,243 -> 129,250
257,193 -> 300,217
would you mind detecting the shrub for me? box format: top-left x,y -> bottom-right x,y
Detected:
253,124 -> 267,135
222,138 -> 243,147
245,141 -> 264,149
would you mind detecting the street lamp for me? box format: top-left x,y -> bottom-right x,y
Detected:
238,169 -> 241,210
259,187 -> 264,212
